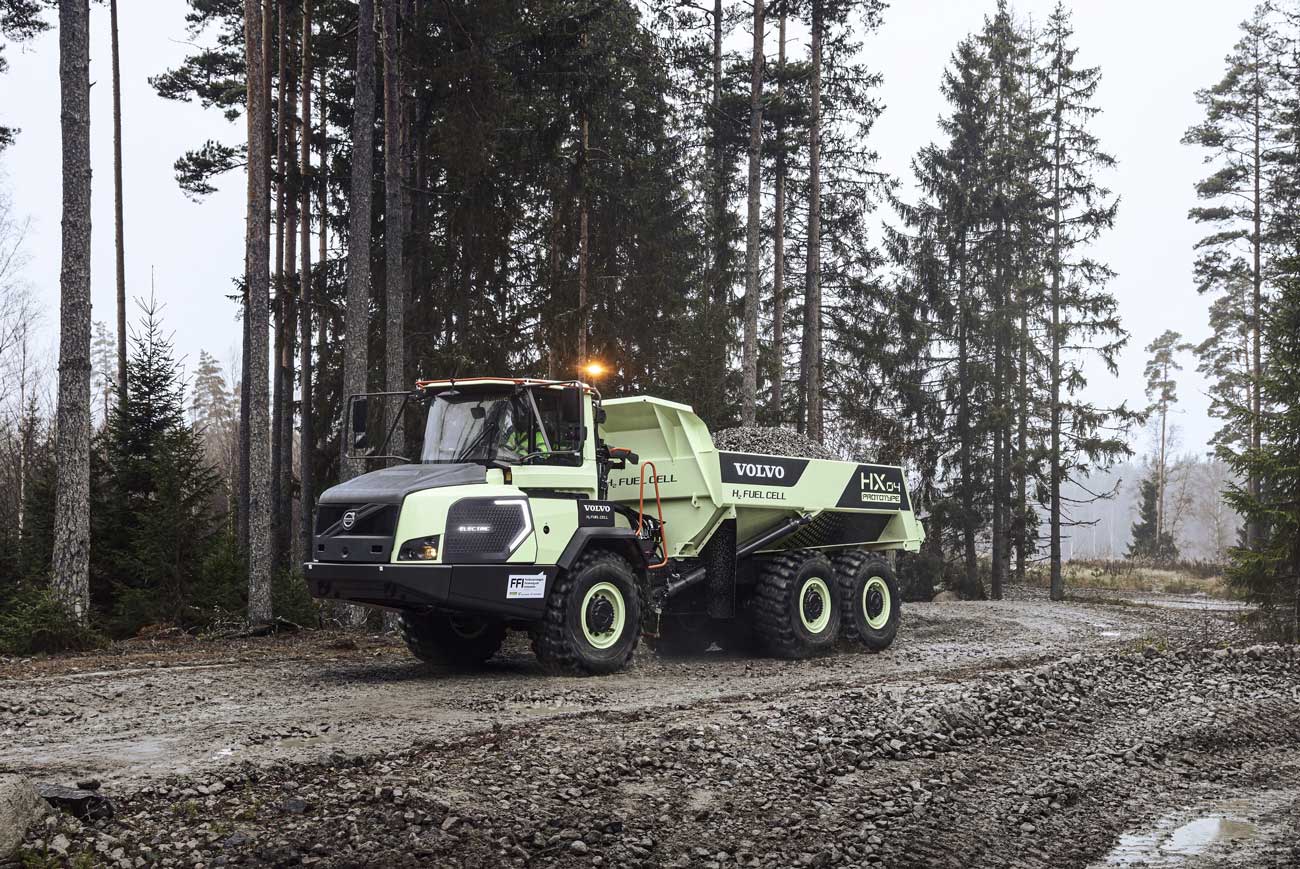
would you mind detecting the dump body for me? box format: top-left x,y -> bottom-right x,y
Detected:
602,396 -> 925,557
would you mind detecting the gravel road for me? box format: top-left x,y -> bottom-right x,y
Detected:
3,587 -> 1297,868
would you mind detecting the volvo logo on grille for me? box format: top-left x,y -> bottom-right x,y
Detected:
341,510 -> 357,530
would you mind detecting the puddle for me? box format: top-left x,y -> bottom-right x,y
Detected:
1096,796 -> 1271,867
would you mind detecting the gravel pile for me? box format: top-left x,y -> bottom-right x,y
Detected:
21,641 -> 1300,868
712,426 -> 840,461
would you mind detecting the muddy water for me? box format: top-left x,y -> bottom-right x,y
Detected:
1095,791 -> 1293,867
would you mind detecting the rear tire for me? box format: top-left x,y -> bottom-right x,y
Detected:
753,552 -> 841,658
533,550 -> 643,675
834,550 -> 900,651
399,610 -> 507,667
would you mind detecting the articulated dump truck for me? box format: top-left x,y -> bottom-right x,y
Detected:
305,377 -> 925,675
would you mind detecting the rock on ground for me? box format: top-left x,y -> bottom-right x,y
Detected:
0,774 -> 47,859
712,426 -> 841,460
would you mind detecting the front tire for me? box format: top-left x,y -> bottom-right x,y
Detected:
533,550 -> 643,675
400,610 -> 507,667
753,552 -> 841,658
834,551 -> 901,650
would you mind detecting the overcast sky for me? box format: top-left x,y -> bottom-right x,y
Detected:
0,0 -> 1258,457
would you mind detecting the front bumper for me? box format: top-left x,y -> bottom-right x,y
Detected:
304,561 -> 558,618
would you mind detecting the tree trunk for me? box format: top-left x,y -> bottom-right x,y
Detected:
1049,68 -> 1064,602
740,0 -> 764,425
245,0 -> 274,624
342,0 -> 375,484
276,13 -> 299,571
957,231 -> 980,599
239,297 -> 250,552
770,9 -> 786,424
337,0 -> 375,627
52,0 -> 93,623
1247,82 -> 1263,549
1016,281 -> 1027,584
270,0 -> 288,572
110,0 -> 127,404
299,0 -> 314,562
578,100 -> 589,366
802,0 -> 824,443
381,0 -> 405,449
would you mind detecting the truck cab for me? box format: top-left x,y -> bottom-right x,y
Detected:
305,378 -> 655,673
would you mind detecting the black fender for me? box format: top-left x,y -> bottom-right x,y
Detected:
557,527 -> 649,574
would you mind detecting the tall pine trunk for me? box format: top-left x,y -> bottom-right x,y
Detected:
382,0 -> 405,448
770,9 -> 786,424
270,0 -> 288,571
740,0 -> 764,425
1247,81 -> 1263,549
801,0 -> 824,442
578,88 -> 589,365
110,0 -> 127,403
245,0 -> 274,624
1049,71 -> 1064,601
281,15 -> 299,568
299,0 -> 314,561
338,0 -> 375,627
342,0 -> 375,484
957,232 -> 980,598
52,0 -> 93,622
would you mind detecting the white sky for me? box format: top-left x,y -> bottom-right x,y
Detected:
0,0 -> 1258,456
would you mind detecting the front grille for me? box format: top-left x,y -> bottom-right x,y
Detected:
443,498 -> 530,563
313,503 -> 399,564
315,504 -> 398,537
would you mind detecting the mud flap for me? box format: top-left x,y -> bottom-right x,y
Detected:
704,519 -> 737,619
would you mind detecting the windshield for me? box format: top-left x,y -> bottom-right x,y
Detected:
420,387 -> 584,465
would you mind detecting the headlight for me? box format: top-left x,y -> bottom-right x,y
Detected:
397,535 -> 440,561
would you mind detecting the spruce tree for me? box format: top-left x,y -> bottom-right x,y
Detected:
1127,474 -> 1179,563
92,301 -> 230,630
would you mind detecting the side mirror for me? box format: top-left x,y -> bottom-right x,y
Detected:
351,396 -> 369,449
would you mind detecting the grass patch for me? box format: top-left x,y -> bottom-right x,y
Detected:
1025,559 -> 1236,598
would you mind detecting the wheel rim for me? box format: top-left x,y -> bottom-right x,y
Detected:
799,577 -> 833,633
581,582 -> 626,650
864,576 -> 891,630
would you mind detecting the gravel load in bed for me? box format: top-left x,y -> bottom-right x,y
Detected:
711,426 -> 841,460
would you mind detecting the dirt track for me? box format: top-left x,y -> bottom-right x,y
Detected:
4,588 -> 1299,868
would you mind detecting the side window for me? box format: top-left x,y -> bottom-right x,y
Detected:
534,387 -> 585,466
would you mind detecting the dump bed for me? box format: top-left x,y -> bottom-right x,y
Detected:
602,396 -> 925,559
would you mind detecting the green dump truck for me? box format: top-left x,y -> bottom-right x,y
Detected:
305,377 -> 924,675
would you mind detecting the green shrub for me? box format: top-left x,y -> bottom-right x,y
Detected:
273,569 -> 322,628
0,586 -> 104,656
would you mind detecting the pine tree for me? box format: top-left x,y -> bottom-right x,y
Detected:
381,0 -> 405,449
1142,329 -> 1192,554
52,0 -> 93,624
1184,5 -> 1279,549
110,0 -> 127,405
244,0 -> 274,625
341,0 -> 376,485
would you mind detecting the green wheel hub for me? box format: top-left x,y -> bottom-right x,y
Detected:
581,582 -> 626,649
864,576 -> 891,630
799,577 -> 833,634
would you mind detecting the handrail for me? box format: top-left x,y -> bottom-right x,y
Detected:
636,461 -> 669,569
